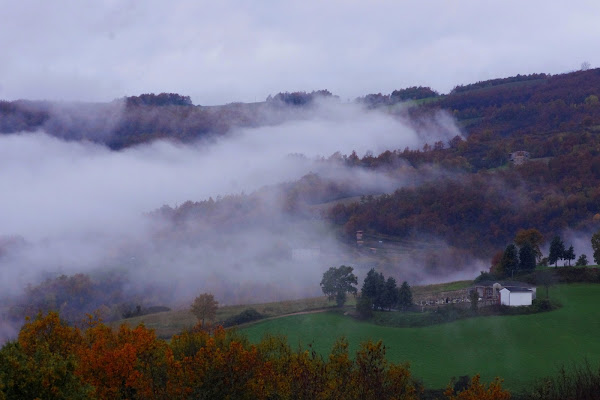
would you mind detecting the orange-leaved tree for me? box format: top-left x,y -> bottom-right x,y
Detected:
444,374 -> 511,400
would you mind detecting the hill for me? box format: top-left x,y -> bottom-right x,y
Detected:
241,283 -> 600,392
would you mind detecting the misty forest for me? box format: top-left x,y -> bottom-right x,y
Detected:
3,67 -> 600,399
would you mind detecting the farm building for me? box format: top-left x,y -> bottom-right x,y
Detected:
499,287 -> 534,306
471,281 -> 536,307
509,150 -> 530,165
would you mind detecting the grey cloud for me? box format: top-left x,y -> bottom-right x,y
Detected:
1,1 -> 599,104
0,100 -> 462,303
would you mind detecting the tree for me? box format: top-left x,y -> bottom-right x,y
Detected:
576,254 -> 588,266
592,231 -> 600,265
536,269 -> 557,299
564,245 -> 575,266
320,265 -> 358,307
489,251 -> 504,277
397,281 -> 413,311
444,374 -> 510,400
190,293 -> 219,326
380,277 -> 399,311
361,269 -> 385,309
355,295 -> 374,319
469,290 -> 479,311
548,236 -> 565,267
514,228 -> 544,261
518,242 -> 537,272
500,244 -> 518,277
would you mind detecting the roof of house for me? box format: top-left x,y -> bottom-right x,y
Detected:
472,280 -> 535,288
501,286 -> 533,293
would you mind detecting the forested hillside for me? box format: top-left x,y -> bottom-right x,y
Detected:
146,68 -> 600,261
3,68 -> 600,327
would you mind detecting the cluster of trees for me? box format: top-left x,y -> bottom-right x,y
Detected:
360,269 -> 413,312
124,93 -> 193,107
0,312 -> 512,400
489,229 -> 588,278
546,236 -> 577,267
1,68 -> 599,153
0,312 -> 424,399
329,136 -> 600,258
266,90 -> 335,106
5,273 -> 163,325
357,86 -> 439,107
449,73 -> 548,95
490,229 -> 544,277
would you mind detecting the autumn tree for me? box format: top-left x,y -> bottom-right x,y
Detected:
444,374 -> 510,400
489,250 -> 504,277
0,312 -> 92,400
514,228 -> 544,261
321,265 -> 358,306
190,293 -> 219,326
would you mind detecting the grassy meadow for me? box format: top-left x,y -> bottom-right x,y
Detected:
241,284 -> 600,391
116,295 -> 335,339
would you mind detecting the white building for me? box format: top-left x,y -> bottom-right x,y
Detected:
499,287 -> 534,306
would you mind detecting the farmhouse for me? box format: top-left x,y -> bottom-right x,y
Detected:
509,150 -> 530,165
471,281 -> 536,306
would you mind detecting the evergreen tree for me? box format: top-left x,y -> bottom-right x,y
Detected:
548,236 -> 565,267
381,277 -> 399,310
397,281 -> 413,311
501,244 -> 519,277
361,268 -> 385,309
518,242 -> 537,272
361,269 -> 380,302
564,245 -> 575,266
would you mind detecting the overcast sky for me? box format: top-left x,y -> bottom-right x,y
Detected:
1,0 -> 598,105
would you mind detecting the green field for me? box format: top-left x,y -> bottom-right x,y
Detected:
116,296 -> 335,339
242,284 -> 600,391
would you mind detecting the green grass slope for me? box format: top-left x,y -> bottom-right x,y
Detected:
241,284 -> 600,391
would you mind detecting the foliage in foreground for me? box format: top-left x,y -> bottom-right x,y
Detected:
524,360 -> 600,400
0,312 -> 514,399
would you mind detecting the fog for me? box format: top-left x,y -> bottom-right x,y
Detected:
0,99 -> 471,311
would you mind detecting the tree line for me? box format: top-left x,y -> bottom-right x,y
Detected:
0,312 -> 511,399
319,266 -> 414,318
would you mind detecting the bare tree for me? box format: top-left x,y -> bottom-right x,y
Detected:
190,293 -> 219,326
581,61 -> 591,71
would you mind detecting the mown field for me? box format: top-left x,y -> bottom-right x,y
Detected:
241,284 -> 600,391
116,296 -> 335,339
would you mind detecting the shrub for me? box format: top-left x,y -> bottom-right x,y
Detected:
223,308 -> 264,327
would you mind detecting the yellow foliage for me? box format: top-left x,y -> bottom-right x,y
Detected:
445,374 -> 510,400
